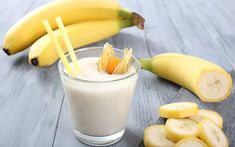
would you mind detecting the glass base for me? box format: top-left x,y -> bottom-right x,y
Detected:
74,129 -> 125,146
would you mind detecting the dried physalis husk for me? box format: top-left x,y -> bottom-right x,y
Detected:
97,43 -> 115,71
113,48 -> 132,74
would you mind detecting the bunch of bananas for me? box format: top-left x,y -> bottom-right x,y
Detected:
2,0 -> 144,66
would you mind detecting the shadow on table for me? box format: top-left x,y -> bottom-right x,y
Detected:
10,50 -> 60,88
112,128 -> 140,147
12,54 -> 28,67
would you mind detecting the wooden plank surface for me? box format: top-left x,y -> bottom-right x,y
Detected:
0,0 -> 65,147
0,0 -> 234,146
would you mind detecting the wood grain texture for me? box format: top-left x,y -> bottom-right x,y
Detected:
0,0 -> 65,147
0,0 -> 234,146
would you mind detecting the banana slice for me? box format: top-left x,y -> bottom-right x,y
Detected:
175,137 -> 208,147
198,119 -> 229,147
97,42 -> 115,71
144,125 -> 175,147
165,118 -> 198,142
159,102 -> 198,118
189,109 -> 223,128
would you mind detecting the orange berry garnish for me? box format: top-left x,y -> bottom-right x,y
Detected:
106,56 -> 121,74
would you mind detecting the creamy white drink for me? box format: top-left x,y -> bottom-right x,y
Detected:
58,47 -> 140,146
63,57 -> 137,136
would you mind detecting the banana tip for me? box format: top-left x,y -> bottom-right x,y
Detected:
31,58 -> 39,66
132,12 -> 145,30
2,48 -> 10,55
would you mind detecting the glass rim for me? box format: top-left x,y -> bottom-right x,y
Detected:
58,47 -> 141,83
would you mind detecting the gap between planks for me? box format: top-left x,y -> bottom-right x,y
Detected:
52,94 -> 65,147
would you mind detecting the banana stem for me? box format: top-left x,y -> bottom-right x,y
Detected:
132,13 -> 145,29
119,19 -> 133,29
139,58 -> 152,71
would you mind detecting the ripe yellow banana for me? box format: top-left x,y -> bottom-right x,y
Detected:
29,19 -> 143,66
2,0 -> 142,55
165,118 -> 199,142
198,119 -> 228,147
175,137 -> 208,147
159,102 -> 198,118
190,109 -> 223,128
144,125 -> 175,147
140,53 -> 232,102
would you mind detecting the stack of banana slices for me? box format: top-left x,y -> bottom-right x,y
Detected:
144,102 -> 229,147
2,0 -> 144,66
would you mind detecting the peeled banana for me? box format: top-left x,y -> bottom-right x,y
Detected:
140,53 -> 232,102
29,19 -> 143,66
165,118 -> 198,142
190,109 -> 223,128
159,102 -> 198,118
175,137 -> 208,147
2,0 -> 144,55
198,119 -> 228,147
144,125 -> 175,147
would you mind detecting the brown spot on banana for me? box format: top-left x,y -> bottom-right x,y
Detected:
2,48 -> 10,55
30,58 -> 39,66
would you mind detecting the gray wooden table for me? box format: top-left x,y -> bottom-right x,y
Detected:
0,0 -> 235,146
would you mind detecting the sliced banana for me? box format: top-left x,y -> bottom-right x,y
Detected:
198,71 -> 231,102
159,102 -> 198,118
175,137 -> 208,147
198,119 -> 228,147
97,42 -> 115,71
165,118 -> 198,142
144,125 -> 175,147
189,109 -> 223,128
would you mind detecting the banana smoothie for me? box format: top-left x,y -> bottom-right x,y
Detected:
58,45 -> 140,146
